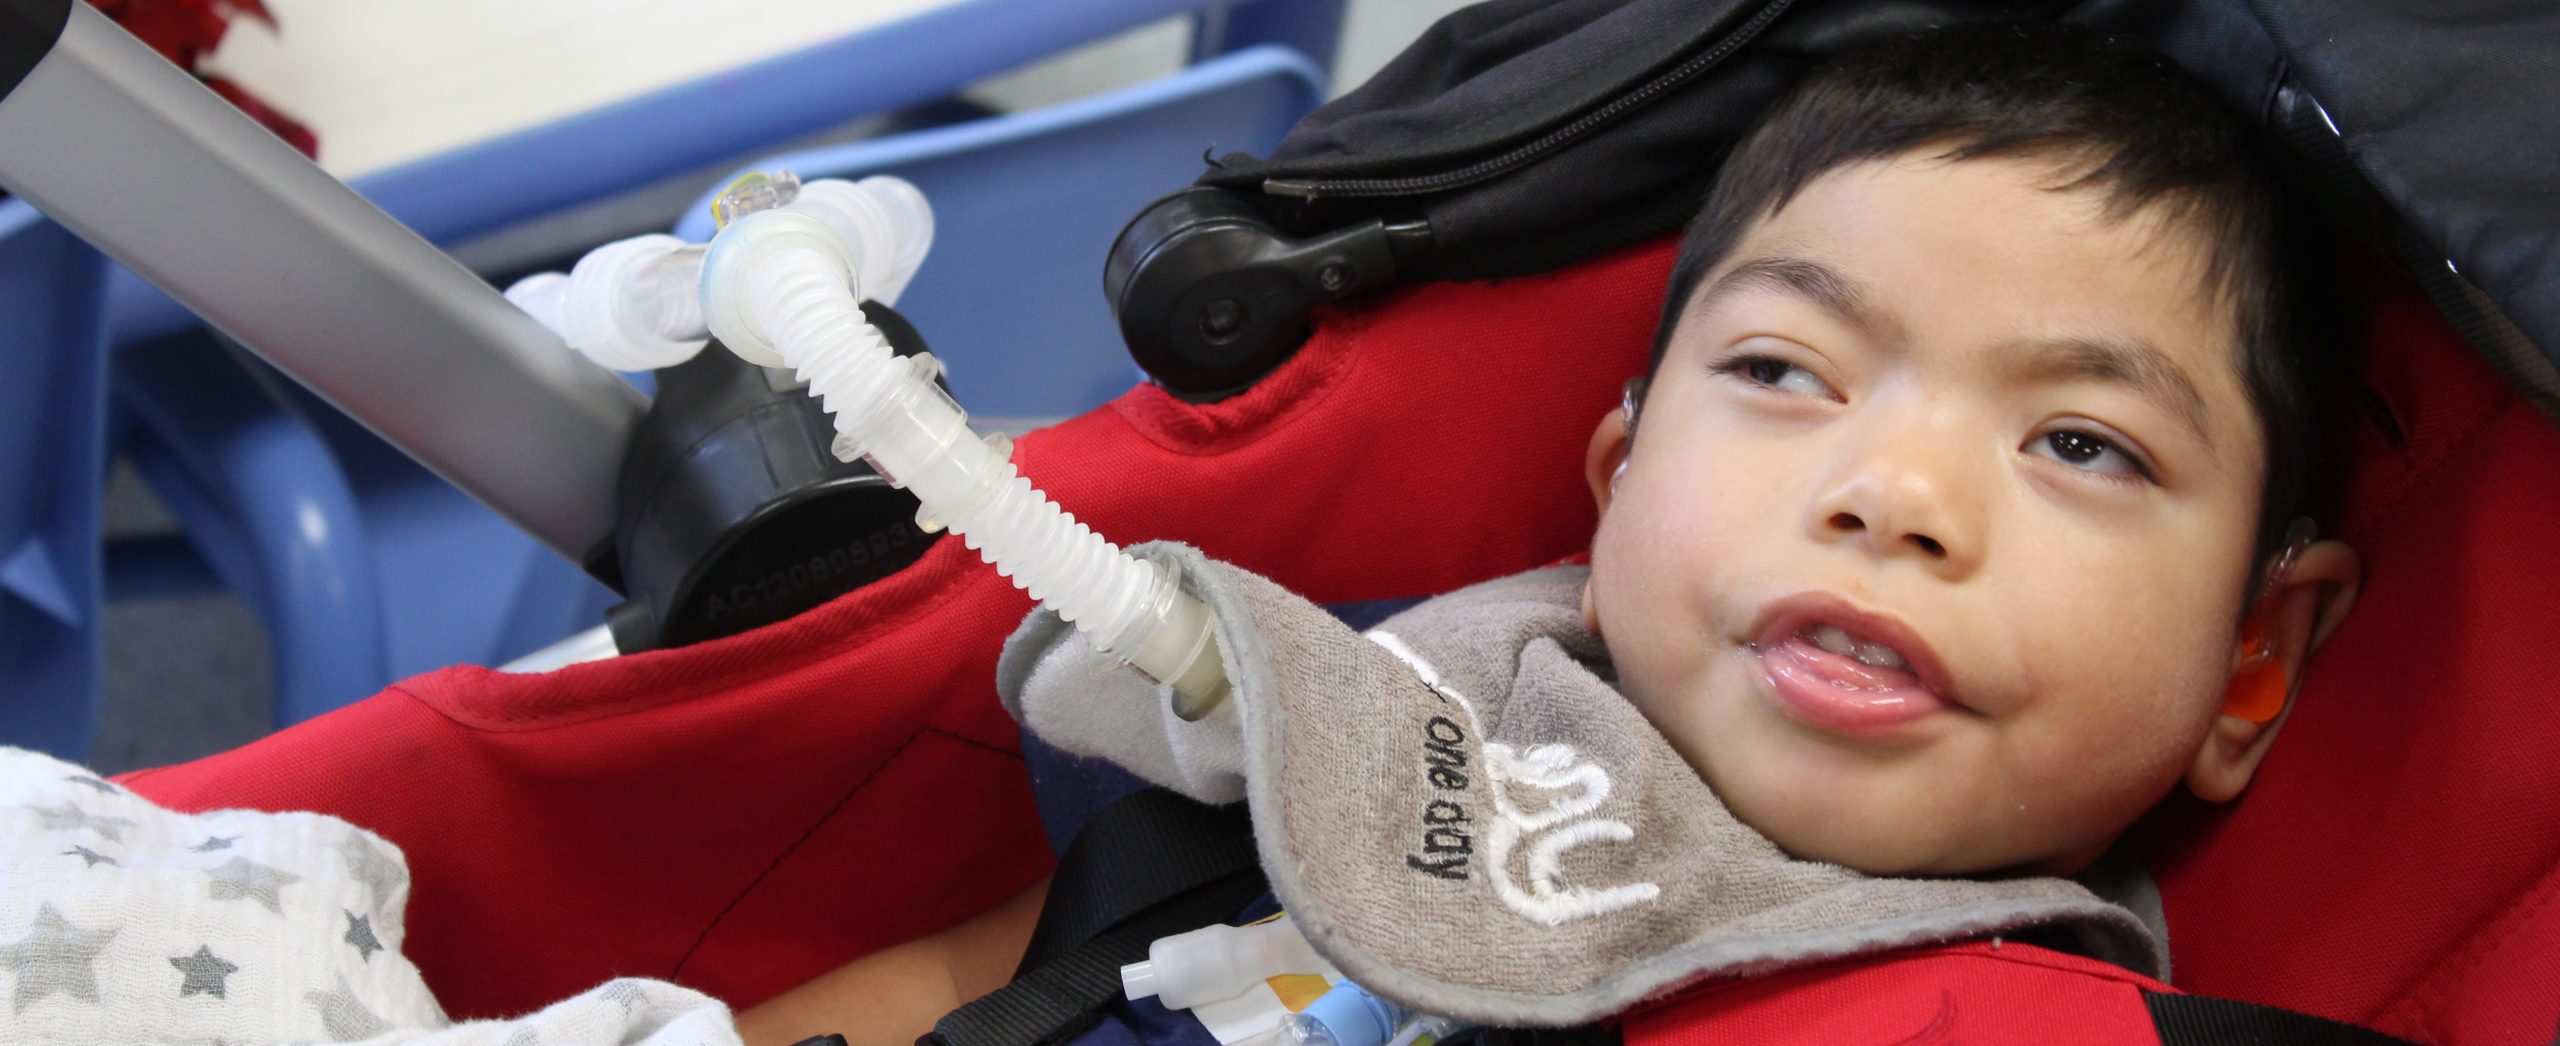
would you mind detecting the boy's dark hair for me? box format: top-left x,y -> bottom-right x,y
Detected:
1654,20 -> 2334,574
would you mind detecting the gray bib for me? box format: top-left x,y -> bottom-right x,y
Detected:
999,544 -> 2165,1027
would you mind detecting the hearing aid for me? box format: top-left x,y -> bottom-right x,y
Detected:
1613,377 -> 1648,490
2223,517 -> 2320,725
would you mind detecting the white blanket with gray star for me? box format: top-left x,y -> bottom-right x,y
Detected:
0,747 -> 744,1044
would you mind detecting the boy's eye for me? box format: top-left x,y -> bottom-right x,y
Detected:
1722,354 -> 1838,399
2026,429 -> 2149,480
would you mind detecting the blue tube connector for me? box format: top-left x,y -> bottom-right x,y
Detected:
1285,982 -> 1409,1046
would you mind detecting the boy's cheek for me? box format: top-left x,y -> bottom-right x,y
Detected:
1602,462 -> 1781,583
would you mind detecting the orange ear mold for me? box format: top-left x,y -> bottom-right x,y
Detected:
2223,609 -> 2288,725
2223,517 -> 2319,726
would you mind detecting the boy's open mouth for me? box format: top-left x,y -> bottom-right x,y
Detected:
1803,623 -> 1912,672
1749,596 -> 1963,735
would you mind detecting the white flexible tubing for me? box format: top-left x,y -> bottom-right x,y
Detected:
709,215 -> 1230,714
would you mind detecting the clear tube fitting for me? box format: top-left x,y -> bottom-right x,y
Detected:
792,176 -> 934,306
1385,1016 -> 1463,1046
699,177 -> 1230,717
1121,917 -> 1328,1010
507,175 -> 934,373
503,234 -> 708,372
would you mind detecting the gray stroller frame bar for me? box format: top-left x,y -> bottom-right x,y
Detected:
0,2 -> 646,567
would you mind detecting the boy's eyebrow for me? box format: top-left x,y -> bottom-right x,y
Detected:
1692,256 -> 1903,342
1693,254 -> 2218,448
1998,335 -> 2216,447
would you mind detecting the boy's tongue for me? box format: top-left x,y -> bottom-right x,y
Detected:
1759,626 -> 1950,733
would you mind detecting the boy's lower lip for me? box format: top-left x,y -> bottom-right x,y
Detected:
1757,635 -> 1951,735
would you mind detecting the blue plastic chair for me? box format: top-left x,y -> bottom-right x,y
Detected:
110,333 -> 397,725
72,37 -> 1324,745
5,1 -> 1342,758
0,200 -> 111,758
675,45 -> 1327,422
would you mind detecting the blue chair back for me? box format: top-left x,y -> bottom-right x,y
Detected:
0,201 -> 110,758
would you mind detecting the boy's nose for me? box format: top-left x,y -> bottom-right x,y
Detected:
1818,506 -> 1952,561
1807,437 -> 1982,577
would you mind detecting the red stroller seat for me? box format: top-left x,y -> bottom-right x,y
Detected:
116,238 -> 1674,1019
2136,267 -> 2560,1043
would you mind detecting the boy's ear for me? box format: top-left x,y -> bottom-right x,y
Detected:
1585,409 -> 1631,515
1582,409 -> 1630,639
2185,538 -> 2361,803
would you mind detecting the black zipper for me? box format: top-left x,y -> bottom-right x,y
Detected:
1262,0 -> 1797,202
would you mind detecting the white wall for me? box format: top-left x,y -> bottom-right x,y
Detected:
204,0 -> 1486,178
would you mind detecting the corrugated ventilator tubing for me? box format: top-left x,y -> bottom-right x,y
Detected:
756,249 -> 1154,647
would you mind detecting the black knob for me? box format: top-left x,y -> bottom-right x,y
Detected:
1105,188 -> 1411,401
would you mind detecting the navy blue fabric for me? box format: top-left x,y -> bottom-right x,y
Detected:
1321,598 -> 1430,635
1024,734 -> 1160,858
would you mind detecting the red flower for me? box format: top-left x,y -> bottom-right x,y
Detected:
86,0 -> 313,159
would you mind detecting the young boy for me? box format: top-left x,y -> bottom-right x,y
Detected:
746,18 -> 2363,1044
1577,18 -> 2364,880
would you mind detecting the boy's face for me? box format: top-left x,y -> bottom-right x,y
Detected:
1586,152 -> 2275,875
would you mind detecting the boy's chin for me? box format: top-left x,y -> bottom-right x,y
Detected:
1769,820 -> 2118,879
1735,797 -> 2074,878
1772,833 -> 1973,878
2018,839 -> 2118,878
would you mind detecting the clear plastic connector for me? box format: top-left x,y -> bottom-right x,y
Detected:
712,169 -> 802,229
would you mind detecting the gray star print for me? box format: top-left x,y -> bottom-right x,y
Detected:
0,903 -> 118,1013
191,835 -> 238,853
61,845 -> 117,868
342,911 -> 381,961
334,832 -> 406,913
170,944 -> 238,998
23,801 -> 138,842
202,856 -> 302,916
600,979 -> 650,1014
62,775 -> 119,795
303,977 -> 388,1040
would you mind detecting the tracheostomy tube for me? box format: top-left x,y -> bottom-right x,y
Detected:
527,172 -> 1231,716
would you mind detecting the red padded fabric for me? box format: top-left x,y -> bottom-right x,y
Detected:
1623,941 -> 2171,1045
114,239 -> 1675,1019
2138,271 -> 2560,1044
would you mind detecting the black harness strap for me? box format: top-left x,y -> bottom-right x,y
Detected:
2146,992 -> 2419,1045
924,789 -> 1268,1046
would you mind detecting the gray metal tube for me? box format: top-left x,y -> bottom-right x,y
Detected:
0,5 -> 644,565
